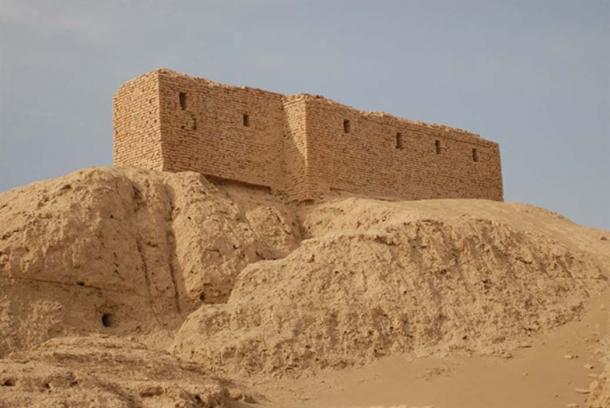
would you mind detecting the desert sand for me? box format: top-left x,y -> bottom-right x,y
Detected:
0,167 -> 608,407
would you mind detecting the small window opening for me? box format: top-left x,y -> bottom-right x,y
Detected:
395,132 -> 403,149
343,119 -> 351,134
2,379 -> 15,387
179,92 -> 187,110
101,313 -> 114,328
435,140 -> 442,154
472,148 -> 479,162
243,113 -> 250,127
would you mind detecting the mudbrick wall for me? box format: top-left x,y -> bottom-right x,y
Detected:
113,69 -> 503,201
113,72 -> 163,170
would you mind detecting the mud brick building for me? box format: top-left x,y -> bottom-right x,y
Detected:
113,69 -> 503,201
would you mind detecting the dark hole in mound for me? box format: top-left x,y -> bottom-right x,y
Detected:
101,313 -> 114,328
43,382 -> 50,389
76,281 -> 85,286
199,292 -> 206,302
3,379 -> 15,386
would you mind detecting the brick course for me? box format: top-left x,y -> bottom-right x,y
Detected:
113,69 -> 503,201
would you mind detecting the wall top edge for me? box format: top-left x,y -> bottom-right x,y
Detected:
119,68 -> 496,143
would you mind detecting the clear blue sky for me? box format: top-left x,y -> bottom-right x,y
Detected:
1,0 -> 608,229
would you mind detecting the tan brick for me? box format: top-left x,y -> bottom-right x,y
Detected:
113,69 -> 503,202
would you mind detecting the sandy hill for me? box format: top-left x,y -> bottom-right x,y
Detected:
0,167 -> 608,407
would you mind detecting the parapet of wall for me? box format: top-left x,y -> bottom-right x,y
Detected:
112,69 -> 504,202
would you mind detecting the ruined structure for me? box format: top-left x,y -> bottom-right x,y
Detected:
113,69 -> 503,201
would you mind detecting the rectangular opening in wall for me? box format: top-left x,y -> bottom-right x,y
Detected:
343,119 -> 350,134
435,140 -> 441,154
395,132 -> 403,149
243,113 -> 250,127
179,92 -> 187,110
472,148 -> 479,162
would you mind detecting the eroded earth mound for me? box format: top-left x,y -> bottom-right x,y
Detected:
1,167 -> 609,406
0,167 -> 298,355
171,198 -> 609,376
